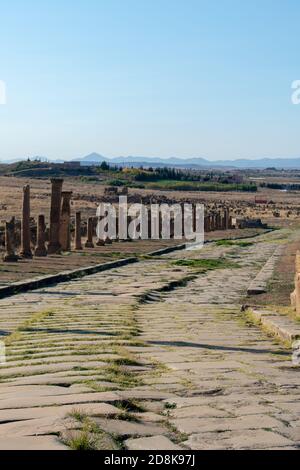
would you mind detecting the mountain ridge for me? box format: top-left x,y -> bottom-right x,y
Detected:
2,153 -> 300,169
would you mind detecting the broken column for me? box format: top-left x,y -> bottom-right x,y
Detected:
60,191 -> 72,251
95,211 -> 106,246
75,211 -> 83,250
34,215 -> 47,257
48,178 -> 63,254
20,185 -> 32,258
3,217 -> 18,262
85,217 -> 94,248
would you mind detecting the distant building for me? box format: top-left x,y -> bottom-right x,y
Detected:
255,196 -> 268,204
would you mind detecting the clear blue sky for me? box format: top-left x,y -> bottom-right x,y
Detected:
0,0 -> 299,161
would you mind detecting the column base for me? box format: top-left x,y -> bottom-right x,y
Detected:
34,247 -> 48,257
48,243 -> 61,254
3,253 -> 19,262
85,241 -> 94,248
20,250 -> 33,259
61,246 -> 71,252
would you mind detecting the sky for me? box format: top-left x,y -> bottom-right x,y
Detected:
0,0 -> 299,161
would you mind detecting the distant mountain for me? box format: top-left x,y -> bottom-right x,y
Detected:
2,153 -> 300,169
79,153 -> 107,162
76,154 -> 300,170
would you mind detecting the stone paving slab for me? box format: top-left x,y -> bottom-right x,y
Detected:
93,418 -> 166,437
125,435 -> 183,450
171,414 -> 283,434
0,229 -> 298,450
185,430 -> 295,450
0,416 -> 80,437
0,392 -> 121,409
0,402 -> 121,423
0,435 -> 69,450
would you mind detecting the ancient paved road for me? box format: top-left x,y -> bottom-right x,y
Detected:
0,229 -> 299,450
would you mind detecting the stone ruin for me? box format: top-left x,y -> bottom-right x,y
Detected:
235,218 -> 268,229
1,178 -> 262,262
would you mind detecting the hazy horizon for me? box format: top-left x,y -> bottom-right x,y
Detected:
0,1 -> 299,160
2,153 -> 300,164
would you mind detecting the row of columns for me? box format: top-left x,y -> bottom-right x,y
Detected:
204,208 -> 233,233
2,179 -> 234,261
3,179 -> 78,261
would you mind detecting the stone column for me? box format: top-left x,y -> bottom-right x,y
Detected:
20,185 -> 32,258
224,208 -> 229,230
204,215 -> 209,233
75,211 -> 83,250
60,191 -> 72,251
210,214 -> 216,231
34,215 -> 47,257
221,214 -> 225,230
3,217 -> 18,262
48,178 -> 63,254
95,212 -> 106,246
85,217 -> 94,248
207,215 -> 212,232
216,212 -> 221,230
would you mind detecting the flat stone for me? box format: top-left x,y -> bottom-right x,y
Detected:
0,402 -> 120,423
125,435 -> 183,450
93,418 -> 166,437
0,392 -> 121,409
186,429 -> 295,450
171,414 -> 283,434
170,405 -> 229,419
0,435 -> 69,450
0,416 -> 79,437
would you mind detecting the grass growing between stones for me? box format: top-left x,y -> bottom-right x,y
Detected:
215,240 -> 254,248
263,305 -> 300,324
101,363 -> 142,388
244,309 -> 293,349
172,258 -> 241,271
63,415 -> 120,450
4,309 -> 56,346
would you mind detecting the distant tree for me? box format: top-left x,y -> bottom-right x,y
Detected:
100,161 -> 110,171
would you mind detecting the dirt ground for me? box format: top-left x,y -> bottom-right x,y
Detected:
0,227 -> 265,286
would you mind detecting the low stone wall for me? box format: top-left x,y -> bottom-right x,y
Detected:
290,251 -> 300,319
247,245 -> 284,295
